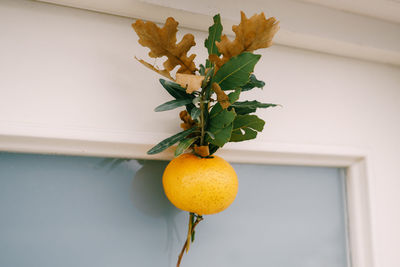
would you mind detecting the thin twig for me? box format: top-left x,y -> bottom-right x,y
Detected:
177,214 -> 203,267
199,93 -> 205,146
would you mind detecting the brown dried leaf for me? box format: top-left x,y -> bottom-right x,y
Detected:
135,57 -> 174,80
194,145 -> 210,157
211,11 -> 279,68
212,82 -> 230,109
176,73 -> 204,94
179,110 -> 196,130
132,17 -> 197,79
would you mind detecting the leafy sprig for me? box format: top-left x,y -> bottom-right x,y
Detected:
133,13 -> 279,156
132,12 -> 280,267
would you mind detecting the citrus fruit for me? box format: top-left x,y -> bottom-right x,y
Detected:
162,153 -> 238,215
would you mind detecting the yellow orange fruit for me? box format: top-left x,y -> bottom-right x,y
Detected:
162,153 -> 238,215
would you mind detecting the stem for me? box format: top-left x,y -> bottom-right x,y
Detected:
199,90 -> 206,146
199,66 -> 214,147
185,213 -> 194,253
176,213 -> 203,267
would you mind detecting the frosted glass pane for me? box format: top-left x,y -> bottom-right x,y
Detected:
0,152 -> 349,267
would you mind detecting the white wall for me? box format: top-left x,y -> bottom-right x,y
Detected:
1,0 -> 400,266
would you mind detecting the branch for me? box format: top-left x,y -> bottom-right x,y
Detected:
176,214 -> 204,267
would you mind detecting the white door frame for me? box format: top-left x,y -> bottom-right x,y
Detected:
0,132 -> 375,267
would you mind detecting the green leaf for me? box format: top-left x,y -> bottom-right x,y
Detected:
205,131 -> 215,140
191,230 -> 196,243
205,14 -> 223,68
213,52 -> 261,91
155,98 -> 193,112
205,59 -> 211,68
228,88 -> 241,104
232,127 -> 258,141
199,64 -> 206,76
175,137 -> 198,157
208,144 -> 220,155
147,128 -> 197,155
208,124 -> 233,147
206,104 -> 236,147
192,96 -> 201,105
185,103 -> 195,114
190,213 -> 196,242
209,108 -> 235,128
241,74 -> 265,91
202,67 -> 215,88
159,79 -> 193,100
230,115 -> 265,142
190,107 -> 201,121
233,107 -> 255,115
232,101 -> 278,115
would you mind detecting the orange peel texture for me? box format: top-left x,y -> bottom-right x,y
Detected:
163,153 -> 238,215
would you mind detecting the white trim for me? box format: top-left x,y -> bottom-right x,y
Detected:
0,130 -> 375,267
35,0 -> 400,67
0,122 -> 367,165
346,158 -> 375,267
0,132 -> 363,165
296,0 -> 400,24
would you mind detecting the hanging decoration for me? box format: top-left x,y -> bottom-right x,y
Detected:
132,11 -> 279,266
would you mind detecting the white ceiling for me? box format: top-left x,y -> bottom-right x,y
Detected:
299,0 -> 400,24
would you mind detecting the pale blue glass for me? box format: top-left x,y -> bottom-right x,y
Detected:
0,152 -> 349,267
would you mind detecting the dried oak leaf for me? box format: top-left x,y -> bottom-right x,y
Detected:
176,73 -> 204,94
212,82 -> 230,109
179,110 -> 196,130
211,11 -> 280,68
132,17 -> 197,79
134,57 -> 174,80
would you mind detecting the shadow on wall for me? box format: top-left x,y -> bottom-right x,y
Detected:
98,158 -> 184,266
130,159 -> 180,218
130,159 -> 183,265
97,158 -> 178,218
